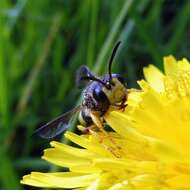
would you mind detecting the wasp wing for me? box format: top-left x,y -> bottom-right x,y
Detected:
76,65 -> 94,88
34,106 -> 81,139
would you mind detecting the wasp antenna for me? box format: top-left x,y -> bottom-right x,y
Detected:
108,41 -> 121,83
81,76 -> 109,88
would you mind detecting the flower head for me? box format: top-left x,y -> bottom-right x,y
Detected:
21,56 -> 190,189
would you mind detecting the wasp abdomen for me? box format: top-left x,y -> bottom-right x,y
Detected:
78,108 -> 93,126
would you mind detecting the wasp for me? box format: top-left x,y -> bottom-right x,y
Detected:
35,41 -> 128,139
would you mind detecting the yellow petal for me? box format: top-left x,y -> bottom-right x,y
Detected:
106,111 -> 148,144
70,164 -> 101,174
164,55 -> 177,75
107,180 -> 129,190
21,172 -> 99,188
50,141 -> 96,158
178,58 -> 190,71
65,131 -> 112,157
42,148 -> 91,168
143,64 -> 164,92
86,179 -> 100,190
166,174 -> 190,188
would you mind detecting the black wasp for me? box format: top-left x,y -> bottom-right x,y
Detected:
35,41 -> 128,139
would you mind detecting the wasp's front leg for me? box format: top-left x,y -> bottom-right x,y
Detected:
111,95 -> 127,111
119,95 -> 127,111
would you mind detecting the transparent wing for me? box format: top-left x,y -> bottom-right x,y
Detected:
76,65 -> 94,88
34,106 -> 81,139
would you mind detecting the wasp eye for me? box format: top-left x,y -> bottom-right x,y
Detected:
93,87 -> 108,101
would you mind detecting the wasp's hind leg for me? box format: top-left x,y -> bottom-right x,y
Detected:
78,124 -> 98,134
90,111 -> 122,158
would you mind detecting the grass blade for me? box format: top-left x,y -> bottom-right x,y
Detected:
87,0 -> 99,67
131,11 -> 162,68
166,1 -> 190,53
94,0 -> 133,74
16,14 -> 61,114
0,147 -> 22,190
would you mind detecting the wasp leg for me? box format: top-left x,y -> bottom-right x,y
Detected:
78,125 -> 98,134
119,96 -> 127,111
90,111 -> 121,158
111,96 -> 127,111
78,124 -> 110,146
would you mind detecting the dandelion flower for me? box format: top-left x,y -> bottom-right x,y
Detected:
21,56 -> 190,189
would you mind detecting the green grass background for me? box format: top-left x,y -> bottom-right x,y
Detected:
0,0 -> 190,189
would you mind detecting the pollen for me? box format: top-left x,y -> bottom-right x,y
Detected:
164,70 -> 190,99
